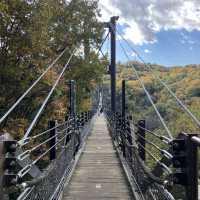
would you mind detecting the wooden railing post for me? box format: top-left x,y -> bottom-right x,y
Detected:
122,80 -> 126,119
187,134 -> 198,200
84,112 -> 88,123
81,112 -> 84,126
0,134 -> 17,199
48,120 -> 57,161
172,133 -> 198,200
127,116 -> 133,165
137,120 -> 146,161
0,135 -> 6,199
121,80 -> 126,157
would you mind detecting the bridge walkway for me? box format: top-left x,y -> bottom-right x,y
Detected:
62,114 -> 133,200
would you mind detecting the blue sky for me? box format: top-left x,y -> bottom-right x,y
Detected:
116,28 -> 200,67
99,0 -> 200,67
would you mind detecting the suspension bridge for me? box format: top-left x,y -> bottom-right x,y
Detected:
0,16 -> 200,200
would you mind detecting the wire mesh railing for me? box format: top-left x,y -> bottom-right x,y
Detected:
1,110 -> 95,200
104,110 -> 199,200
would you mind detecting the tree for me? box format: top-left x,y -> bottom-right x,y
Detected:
0,0 -> 105,138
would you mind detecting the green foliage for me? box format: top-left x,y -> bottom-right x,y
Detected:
0,0 -> 105,138
116,63 -> 200,135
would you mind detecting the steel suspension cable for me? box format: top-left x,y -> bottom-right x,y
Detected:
18,118 -> 73,146
18,133 -> 69,178
118,40 -> 173,139
116,28 -> 200,128
97,31 -> 109,56
137,143 -> 172,174
18,134 -> 59,161
124,125 -> 172,159
22,49 -> 76,142
135,132 -> 173,159
132,125 -> 171,143
0,47 -> 68,124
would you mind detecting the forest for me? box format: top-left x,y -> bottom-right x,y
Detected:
1,1 -> 200,200
1,0 -> 199,170
0,0 -> 106,139
111,62 -> 200,136
1,0 -> 200,158
1,0 -> 199,141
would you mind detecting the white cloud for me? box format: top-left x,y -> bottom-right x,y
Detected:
99,0 -> 200,45
144,49 -> 151,54
131,51 -> 137,57
123,20 -> 151,45
98,0 -> 121,22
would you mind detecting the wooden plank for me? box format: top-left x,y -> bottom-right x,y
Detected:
62,115 -> 133,200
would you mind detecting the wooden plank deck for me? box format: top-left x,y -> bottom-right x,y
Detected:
62,115 -> 133,200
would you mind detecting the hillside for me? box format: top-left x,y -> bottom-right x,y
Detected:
114,63 -> 200,136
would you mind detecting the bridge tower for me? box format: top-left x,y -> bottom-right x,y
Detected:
106,16 -> 119,113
